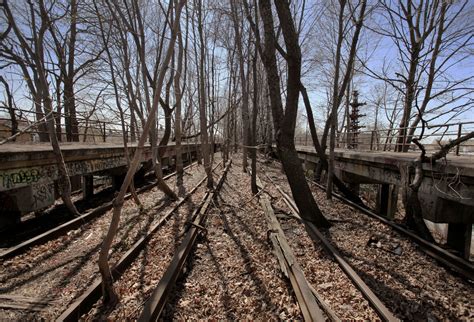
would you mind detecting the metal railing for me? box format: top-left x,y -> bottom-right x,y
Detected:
0,107 -> 161,144
294,121 -> 474,156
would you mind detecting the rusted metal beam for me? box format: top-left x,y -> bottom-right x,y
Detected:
259,194 -> 326,321
254,175 -> 335,321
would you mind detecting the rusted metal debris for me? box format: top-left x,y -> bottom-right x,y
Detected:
253,174 -> 337,322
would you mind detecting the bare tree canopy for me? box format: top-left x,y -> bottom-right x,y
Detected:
1,0 -> 473,310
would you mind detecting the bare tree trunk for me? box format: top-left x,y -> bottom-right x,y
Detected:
258,0 -> 329,227
5,0 -> 80,214
250,43 -> 259,194
34,93 -> 50,142
265,87 -> 272,156
63,79 -> 79,142
327,0 -> 367,199
151,116 -> 178,199
343,79 -> 351,148
130,108 -> 136,142
158,106 -> 173,148
233,104 -> 238,153
301,84 -> 366,207
120,123 -> 142,208
223,48 -> 235,163
209,48 -> 216,165
326,0 -> 346,199
95,1 -> 142,208
401,140 -> 434,242
96,0 -> 185,305
174,17 -> 185,183
36,8 -> 80,216
129,0 -> 178,200
230,0 -> 250,172
43,94 -> 80,216
196,0 -> 213,189
0,76 -> 18,139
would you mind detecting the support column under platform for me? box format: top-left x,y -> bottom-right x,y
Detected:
112,174 -> 125,191
82,175 -> 94,200
447,223 -> 473,261
376,184 -> 398,219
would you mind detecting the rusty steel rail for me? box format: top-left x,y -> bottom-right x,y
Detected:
254,174 -> 328,321
263,173 -> 398,321
138,160 -> 232,322
56,161 -> 223,321
309,180 -> 474,281
0,162 -> 197,260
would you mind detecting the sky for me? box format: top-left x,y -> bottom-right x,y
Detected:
0,0 -> 473,143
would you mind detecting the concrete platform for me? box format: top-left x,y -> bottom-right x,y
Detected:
296,146 -> 474,178
294,145 -> 474,259
0,142 -> 206,226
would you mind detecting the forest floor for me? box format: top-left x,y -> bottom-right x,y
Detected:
0,152 -> 472,320
0,160 -> 211,320
259,156 -> 473,320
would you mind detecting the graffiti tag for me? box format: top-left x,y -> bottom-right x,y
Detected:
32,183 -> 54,209
0,169 -> 42,189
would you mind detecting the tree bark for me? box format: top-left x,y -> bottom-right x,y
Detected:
251,44 -> 259,194
230,0 -> 251,172
258,0 -> 329,227
95,6 -> 142,209
301,84 -> 367,207
0,76 -> 18,139
37,0 -> 80,217
196,0 -> 213,189
96,0 -> 185,305
174,17 -> 185,183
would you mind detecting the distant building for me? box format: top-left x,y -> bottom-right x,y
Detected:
0,119 -> 33,142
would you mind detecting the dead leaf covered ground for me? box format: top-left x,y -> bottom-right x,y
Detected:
1,154 -> 472,321
0,162 -> 210,320
260,157 -> 473,320
163,159 -> 301,320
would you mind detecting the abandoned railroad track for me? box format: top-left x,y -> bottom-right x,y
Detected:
258,157 -> 473,320
160,158 -> 303,320
137,160 -> 232,321
309,179 -> 474,281
0,160 -> 222,320
0,155 -> 472,321
77,161 -> 228,321
257,164 -> 393,320
0,161 -> 198,260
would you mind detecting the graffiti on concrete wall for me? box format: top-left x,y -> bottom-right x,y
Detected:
0,156 -> 126,192
67,156 -> 126,176
0,146 -> 202,192
32,182 -> 54,210
0,168 -> 42,189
